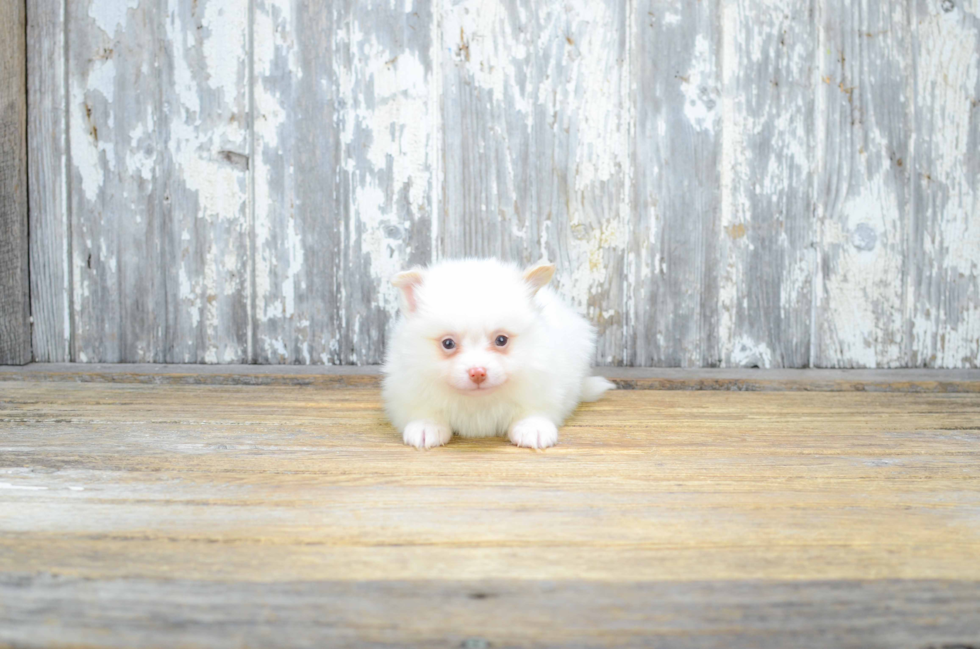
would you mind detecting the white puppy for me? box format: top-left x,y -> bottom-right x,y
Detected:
382,258 -> 614,449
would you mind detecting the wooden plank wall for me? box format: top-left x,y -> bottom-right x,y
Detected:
0,0 -> 30,365
24,0 -> 980,367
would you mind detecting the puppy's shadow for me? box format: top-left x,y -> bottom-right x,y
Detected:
448,435 -> 512,452
445,435 -> 561,454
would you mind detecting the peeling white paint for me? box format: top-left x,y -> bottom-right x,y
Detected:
809,1 -> 915,368
261,335 -> 288,361
563,1 -> 626,192
280,215 -> 304,318
126,114 -> 155,183
179,266 -> 200,328
729,336 -> 773,368
681,34 -> 719,133
0,483 -> 48,491
821,174 -> 905,367
718,2 -> 744,360
88,0 -> 139,37
346,6 -> 436,338
43,0 -> 979,367
907,2 -> 980,367
201,0 -> 248,96
69,55 -> 117,203
717,1 -> 815,367
565,219 -> 625,313
915,5 -> 979,277
253,0 -> 294,328
444,0 -> 531,117
170,11 -> 201,117
348,25 -> 432,314
160,0 -> 249,362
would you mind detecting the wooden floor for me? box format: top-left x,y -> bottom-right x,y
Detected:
2,368 -> 979,648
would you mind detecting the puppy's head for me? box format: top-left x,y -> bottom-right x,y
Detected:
391,259 -> 554,395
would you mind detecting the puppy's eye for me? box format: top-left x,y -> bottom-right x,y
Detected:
441,338 -> 456,351
494,335 -> 509,347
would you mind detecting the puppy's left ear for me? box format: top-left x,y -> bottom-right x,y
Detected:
523,262 -> 556,295
392,268 -> 424,314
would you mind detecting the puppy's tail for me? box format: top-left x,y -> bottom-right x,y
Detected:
580,376 -> 616,402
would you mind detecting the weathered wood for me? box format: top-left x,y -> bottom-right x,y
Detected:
1,382 -> 979,645
0,0 -> 30,365
251,0 -> 346,364
22,0 -> 980,368
2,577 -> 978,649
68,0 -> 250,362
538,0 -> 631,364
2,363 -> 980,392
1,384 -> 979,580
27,0 -> 70,362
253,0 -> 435,365
441,0 -> 631,364
439,0 -> 534,261
343,0 -> 437,364
813,0 -> 912,368
0,362 -> 385,387
908,0 -> 980,368
717,0 -> 815,368
597,366 -> 980,392
631,0 -> 721,367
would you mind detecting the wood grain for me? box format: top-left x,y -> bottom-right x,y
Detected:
2,578 -> 978,648
631,0 -> 721,367
22,0 -> 980,368
27,0 -> 70,362
0,0 -> 30,366
251,0 -> 347,364
439,0 -> 536,261
67,0 -> 250,363
343,0 -> 437,364
1,380 -> 979,645
908,0 -> 980,367
717,0 -> 815,368
3,363 -> 980,392
253,0 -> 437,365
441,0 -> 631,363
813,0 -> 911,367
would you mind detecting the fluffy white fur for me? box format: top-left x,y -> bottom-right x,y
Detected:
382,258 -> 614,450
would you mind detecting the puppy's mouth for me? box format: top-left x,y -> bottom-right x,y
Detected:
452,383 -> 503,395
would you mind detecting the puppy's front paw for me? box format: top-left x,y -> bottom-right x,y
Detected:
508,416 -> 558,449
403,420 -> 452,449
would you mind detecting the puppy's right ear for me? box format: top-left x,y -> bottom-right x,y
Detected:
392,268 -> 424,314
523,261 -> 556,295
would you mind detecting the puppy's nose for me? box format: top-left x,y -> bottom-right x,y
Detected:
468,367 -> 487,385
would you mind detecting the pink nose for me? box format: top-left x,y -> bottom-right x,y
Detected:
468,367 -> 487,384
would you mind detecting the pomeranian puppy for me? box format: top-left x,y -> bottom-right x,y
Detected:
382,258 -> 614,449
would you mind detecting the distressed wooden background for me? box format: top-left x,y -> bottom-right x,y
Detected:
25,0 -> 980,367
